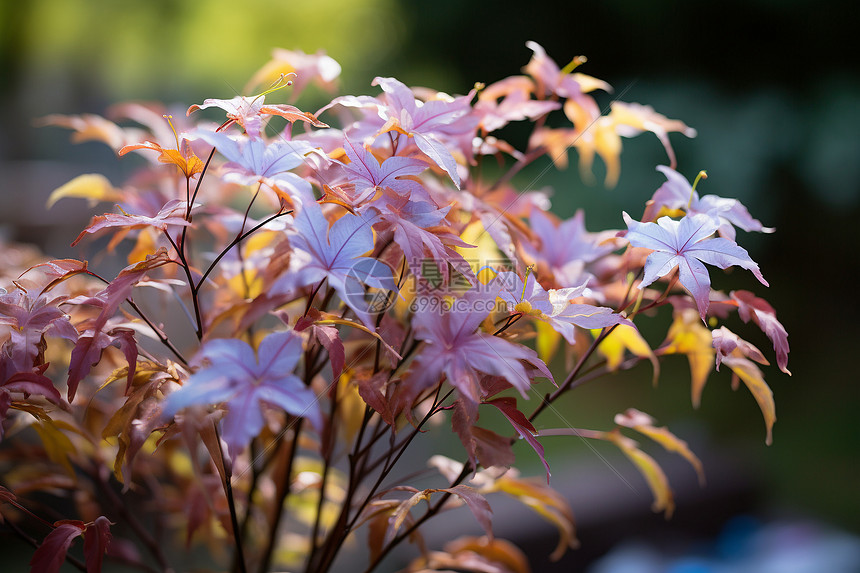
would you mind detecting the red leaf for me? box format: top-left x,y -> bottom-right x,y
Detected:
471,427 -> 516,469
67,332 -> 111,401
111,328 -> 139,394
310,323 -> 345,378
357,371 -> 394,426
485,397 -> 551,482
442,485 -> 493,539
83,516 -> 112,573
30,521 -> 85,573
0,484 -> 16,504
731,290 -> 790,375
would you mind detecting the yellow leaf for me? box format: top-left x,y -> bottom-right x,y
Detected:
535,320 -> 562,364
606,430 -> 674,518
47,174 -> 123,208
591,122 -> 623,188
570,72 -> 612,94
127,227 -> 157,264
245,60 -> 296,94
594,324 -> 659,384
456,220 -> 500,276
490,476 -> 578,560
227,269 -> 263,299
615,408 -> 705,486
32,420 -> 77,477
658,309 -> 714,407
336,375 -> 366,443
724,356 -> 776,445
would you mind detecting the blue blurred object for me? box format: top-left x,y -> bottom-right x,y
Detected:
588,517 -> 860,573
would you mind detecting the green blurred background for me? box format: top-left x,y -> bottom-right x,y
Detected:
1,0 -> 858,570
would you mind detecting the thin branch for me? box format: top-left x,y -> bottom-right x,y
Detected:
213,423 -> 248,573
195,209 -> 293,291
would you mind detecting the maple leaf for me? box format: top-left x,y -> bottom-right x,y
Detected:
605,429 -> 675,518
37,113 -> 146,153
485,396 -> 551,482
412,536 -> 530,573
1,365 -> 63,440
46,174 -> 124,209
83,516 -> 113,573
187,93 -> 328,138
190,129 -> 315,202
284,201 -> 396,329
481,469 -> 579,560
295,310 -> 345,378
623,212 -> 768,320
71,199 -> 192,247
645,166 -> 775,240
245,48 -> 341,99
0,291 -> 77,373
544,100 -> 695,188
407,288 -> 553,409
340,137 -> 427,203
475,75 -> 561,133
615,408 -> 705,486
67,327 -> 137,402
495,271 -> 630,344
731,290 -> 790,375
712,325 -> 769,372
657,309 -> 714,406
711,326 -> 777,445
451,398 -> 515,470
162,330 -> 322,456
367,188 -> 474,282
523,209 -> 616,287
523,41 -> 609,98
119,138 -> 204,178
63,250 -> 171,399
371,76 -> 478,188
594,324 -> 658,382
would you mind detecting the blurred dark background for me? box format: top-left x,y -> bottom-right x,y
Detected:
2,0 -> 858,570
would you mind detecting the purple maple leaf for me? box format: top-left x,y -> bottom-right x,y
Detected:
623,212 -> 768,320
162,330 -> 322,456
646,166 -> 774,240
0,291 -> 78,373
495,271 -> 631,343
71,199 -> 192,247
190,130 -> 315,202
285,201 -> 396,329
340,137 -> 427,203
366,188 -> 474,282
524,209 -> 616,287
371,77 -> 478,188
407,288 -> 553,409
